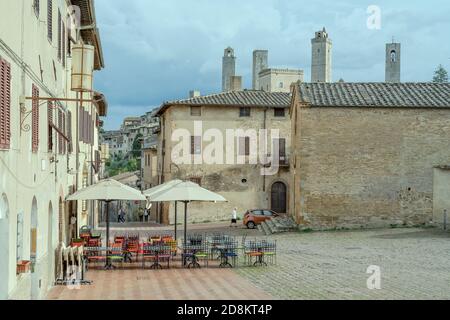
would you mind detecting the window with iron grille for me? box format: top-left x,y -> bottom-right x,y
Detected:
190,106 -> 201,116
31,84 -> 39,153
47,0 -> 52,41
0,58 -> 11,150
58,109 -> 62,154
274,108 -> 285,117
239,107 -> 251,117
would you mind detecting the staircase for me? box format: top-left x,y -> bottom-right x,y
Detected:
258,216 -> 298,235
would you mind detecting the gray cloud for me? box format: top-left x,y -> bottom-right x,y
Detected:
94,0 -> 450,129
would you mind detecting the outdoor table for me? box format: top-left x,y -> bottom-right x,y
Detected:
83,247 -> 125,269
180,245 -> 204,268
246,245 -> 268,267
216,245 -> 235,268
142,245 -> 171,269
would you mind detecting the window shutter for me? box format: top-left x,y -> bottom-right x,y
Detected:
62,113 -> 66,154
67,111 -> 72,153
58,109 -> 62,154
32,84 -> 39,153
0,58 -> 11,149
47,101 -> 53,152
57,10 -> 61,61
238,137 -> 245,156
79,108 -> 83,143
62,22 -> 66,67
245,137 -> 250,156
47,0 -> 52,41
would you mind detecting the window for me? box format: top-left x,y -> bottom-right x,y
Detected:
47,0 -> 52,41
0,58 -> 11,150
274,108 -> 285,117
190,177 -> 202,186
279,82 -> 284,88
33,0 -> 40,17
67,111 -> 72,153
239,107 -> 251,117
190,106 -> 201,116
47,102 -> 53,152
390,50 -> 397,63
62,22 -> 66,67
58,109 -> 63,154
57,10 -> 62,61
190,136 -> 201,155
32,84 -> 39,153
239,136 -> 250,156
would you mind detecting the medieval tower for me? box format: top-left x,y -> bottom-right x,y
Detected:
311,28 -> 332,83
222,47 -> 236,92
252,50 -> 269,90
385,42 -> 401,83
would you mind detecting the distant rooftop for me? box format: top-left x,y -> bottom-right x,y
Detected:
157,90 -> 291,115
296,82 -> 450,108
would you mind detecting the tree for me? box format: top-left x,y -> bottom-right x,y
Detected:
432,64 -> 449,83
131,133 -> 143,158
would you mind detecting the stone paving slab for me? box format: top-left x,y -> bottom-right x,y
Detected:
234,228 -> 450,300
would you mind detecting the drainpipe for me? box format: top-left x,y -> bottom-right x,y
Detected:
263,107 -> 267,192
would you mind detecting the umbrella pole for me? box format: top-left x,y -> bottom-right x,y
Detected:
105,200 -> 113,270
174,201 -> 177,241
183,201 -> 188,266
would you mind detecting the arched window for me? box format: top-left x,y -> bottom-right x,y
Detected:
390,50 -> 397,63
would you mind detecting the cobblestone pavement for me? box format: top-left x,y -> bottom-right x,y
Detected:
234,228 -> 450,300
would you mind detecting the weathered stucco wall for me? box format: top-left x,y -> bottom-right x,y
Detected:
294,106 -> 450,230
159,104 -> 292,224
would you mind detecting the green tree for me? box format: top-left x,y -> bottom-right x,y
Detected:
131,134 -> 143,158
432,64 -> 449,83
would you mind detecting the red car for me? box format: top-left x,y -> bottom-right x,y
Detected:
243,209 -> 279,229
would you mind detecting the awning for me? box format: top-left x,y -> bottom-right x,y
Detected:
93,91 -> 108,116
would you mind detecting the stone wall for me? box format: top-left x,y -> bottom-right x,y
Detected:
294,106 -> 450,230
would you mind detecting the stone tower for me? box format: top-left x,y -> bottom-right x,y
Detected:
252,50 -> 269,90
311,28 -> 332,83
222,47 -> 236,92
385,42 -> 401,83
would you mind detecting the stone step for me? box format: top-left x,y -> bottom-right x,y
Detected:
266,219 -> 279,233
260,222 -> 272,235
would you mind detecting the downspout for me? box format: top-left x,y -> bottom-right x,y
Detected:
263,107 -> 267,193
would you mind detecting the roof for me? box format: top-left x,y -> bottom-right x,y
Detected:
71,0 -> 104,70
157,90 -> 291,116
296,82 -> 450,108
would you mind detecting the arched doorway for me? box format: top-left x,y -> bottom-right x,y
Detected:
271,182 -> 287,214
30,197 -> 39,300
0,194 -> 10,299
58,197 -> 65,245
47,202 -> 54,289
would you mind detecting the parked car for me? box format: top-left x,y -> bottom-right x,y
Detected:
243,209 -> 280,229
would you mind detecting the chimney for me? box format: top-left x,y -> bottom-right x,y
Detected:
230,76 -> 242,91
189,90 -> 201,98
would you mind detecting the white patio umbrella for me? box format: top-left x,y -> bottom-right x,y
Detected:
146,181 -> 227,264
66,179 -> 146,269
143,179 -> 183,238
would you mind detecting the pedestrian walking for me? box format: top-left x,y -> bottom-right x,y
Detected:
230,207 -> 238,228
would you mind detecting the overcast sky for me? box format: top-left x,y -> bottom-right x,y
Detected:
94,0 -> 450,130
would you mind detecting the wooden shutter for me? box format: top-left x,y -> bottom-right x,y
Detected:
67,111 -> 72,153
32,84 -> 39,153
47,101 -> 53,152
78,108 -> 83,143
57,10 -> 61,61
245,137 -> 250,156
62,22 -> 66,67
0,58 -> 11,149
58,109 -> 62,154
47,0 -> 52,41
62,113 -> 66,153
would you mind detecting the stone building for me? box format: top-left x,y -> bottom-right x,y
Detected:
311,28 -> 332,83
252,50 -> 269,90
259,68 -> 304,93
0,0 -> 106,299
155,90 -> 292,225
222,47 -> 236,92
290,82 -> 450,230
386,42 -> 401,83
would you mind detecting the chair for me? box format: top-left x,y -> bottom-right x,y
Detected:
142,244 -> 158,269
157,245 -> 172,269
109,243 -> 124,268
126,240 -> 140,262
